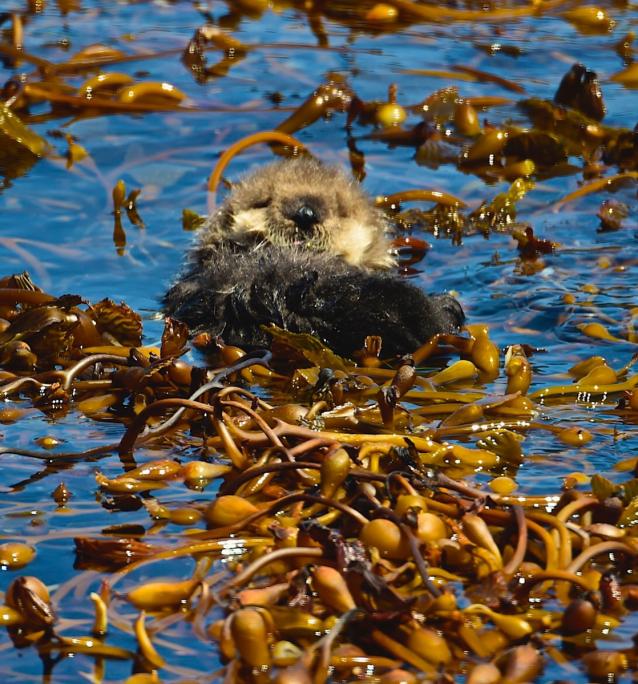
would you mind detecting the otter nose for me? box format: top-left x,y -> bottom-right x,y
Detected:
293,204 -> 319,232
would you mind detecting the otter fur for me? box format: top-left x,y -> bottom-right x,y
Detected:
164,157 -> 464,357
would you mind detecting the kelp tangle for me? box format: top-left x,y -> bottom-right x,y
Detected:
2,1 -> 638,683
0,271 -> 637,682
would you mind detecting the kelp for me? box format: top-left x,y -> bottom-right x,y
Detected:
0,273 -> 636,680
0,104 -> 48,157
469,178 -> 535,234
0,103 -> 48,185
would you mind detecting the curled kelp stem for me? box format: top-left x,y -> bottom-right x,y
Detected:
221,399 -> 287,451
60,353 -> 128,391
24,83 -> 193,114
0,376 -> 48,397
376,188 -> 466,209
529,511 -> 573,569
221,461 -> 320,494
516,569 -> 600,594
0,443 -> 116,462
313,609 -> 361,682
553,172 -> 638,208
389,0 -> 567,22
452,65 -> 526,94
502,505 -> 527,576
117,397 -> 217,457
567,541 -> 638,573
200,491 -> 370,539
207,130 -> 309,205
117,350 -> 272,454
402,524 -> 442,597
217,546 -> 324,595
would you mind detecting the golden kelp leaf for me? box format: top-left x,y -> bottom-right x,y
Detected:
205,496 -> 258,527
414,86 -> 460,124
0,104 -> 48,157
78,72 -> 135,98
622,479 -> 638,502
91,299 -> 142,347
489,476 -> 517,495
406,627 -> 452,666
563,6 -> 615,32
263,324 -> 350,371
0,543 -> 36,569
66,44 -> 127,65
64,133 -> 88,169
476,429 -> 524,464
430,359 -> 478,385
364,3 -> 398,22
0,605 -> 24,627
180,461 -> 232,484
569,355 -> 607,379
95,471 -> 167,493
231,608 -> 272,669
312,566 -> 356,613
557,426 -> 593,446
117,81 -> 186,105
611,63 -> 638,87
268,606 -> 324,638
591,473 -> 617,501
376,100 -> 407,129
182,208 -> 206,231
578,322 -> 621,342
463,129 -> 508,164
618,497 -> 638,527
76,392 -> 120,415
122,459 -> 181,481
470,178 -> 535,233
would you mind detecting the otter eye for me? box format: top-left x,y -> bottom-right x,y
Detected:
293,204 -> 319,232
251,198 -> 271,209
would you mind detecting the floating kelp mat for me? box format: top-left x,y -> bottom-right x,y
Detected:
1,1 -> 638,683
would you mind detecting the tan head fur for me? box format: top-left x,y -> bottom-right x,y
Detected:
206,157 -> 395,270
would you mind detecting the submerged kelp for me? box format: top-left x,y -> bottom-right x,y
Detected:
1,1 -> 638,683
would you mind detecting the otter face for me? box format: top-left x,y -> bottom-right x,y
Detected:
208,157 -> 395,270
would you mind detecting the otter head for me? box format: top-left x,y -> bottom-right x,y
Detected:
210,157 -> 395,270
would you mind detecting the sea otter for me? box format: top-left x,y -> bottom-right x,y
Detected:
164,157 -> 464,357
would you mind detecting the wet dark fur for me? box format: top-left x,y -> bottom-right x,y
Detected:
164,159 -> 464,357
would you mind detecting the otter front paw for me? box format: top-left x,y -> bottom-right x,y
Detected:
304,273 -> 464,357
365,279 -> 464,356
